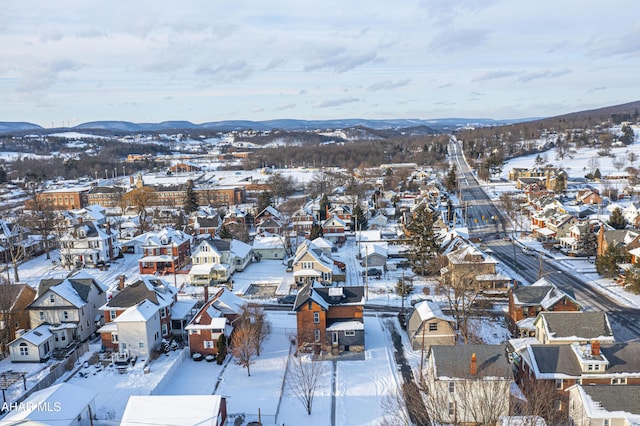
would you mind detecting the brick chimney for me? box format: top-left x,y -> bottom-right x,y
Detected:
470,353 -> 477,376
592,340 -> 600,357
118,275 -> 126,291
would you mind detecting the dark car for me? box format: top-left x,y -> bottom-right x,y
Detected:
277,294 -> 297,304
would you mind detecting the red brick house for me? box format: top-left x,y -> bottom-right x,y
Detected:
0,284 -> 37,352
294,284 -> 365,354
185,287 -> 247,356
506,278 -> 580,337
138,228 -> 192,275
321,215 -> 346,244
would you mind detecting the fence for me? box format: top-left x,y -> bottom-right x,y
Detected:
13,340 -> 89,405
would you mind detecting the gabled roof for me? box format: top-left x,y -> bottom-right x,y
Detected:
121,395 -> 223,426
36,272 -> 106,306
114,299 -> 158,322
185,288 -> 246,330
413,300 -> 454,323
322,215 -> 346,227
430,344 -> 513,380
12,324 -> 52,346
0,283 -> 35,311
535,311 -> 613,341
512,278 -> 577,308
192,238 -> 223,258
104,277 -> 176,310
576,385 -> 640,420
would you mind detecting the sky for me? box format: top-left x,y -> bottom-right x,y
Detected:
1,0 -> 639,128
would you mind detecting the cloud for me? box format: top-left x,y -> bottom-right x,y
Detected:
587,86 -> 607,93
17,59 -> 82,93
303,48 -> 379,73
472,70 -> 518,83
428,27 -> 489,53
518,68 -> 572,83
367,79 -> 412,91
274,103 -> 296,111
314,97 -> 361,108
195,60 -> 254,83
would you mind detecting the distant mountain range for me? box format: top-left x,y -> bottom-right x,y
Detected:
0,117 -> 531,135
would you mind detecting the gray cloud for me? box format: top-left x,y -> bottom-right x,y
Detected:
18,59 -> 82,93
472,70 -> 518,82
518,68 -> 572,83
303,48 -> 379,73
195,60 -> 254,83
428,27 -> 489,53
314,97 -> 361,108
367,79 -> 412,91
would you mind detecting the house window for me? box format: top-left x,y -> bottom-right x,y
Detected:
111,333 -> 118,343
39,311 -> 45,321
314,329 -> 320,341
19,343 -> 28,356
313,312 -> 320,324
49,294 -> 55,303
448,381 -> 455,393
611,377 -> 627,385
138,342 -> 145,348
109,310 -> 116,321
594,364 -> 600,371
555,379 -> 563,390
448,402 -> 455,416
428,322 -> 438,332
161,308 -> 166,318
345,330 -> 355,337
204,341 -> 214,349
554,400 -> 562,411
604,419 -> 611,426
63,311 -> 69,320
588,364 -> 594,371
302,261 -> 313,269
162,324 -> 168,336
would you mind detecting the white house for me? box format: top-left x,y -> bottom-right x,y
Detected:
0,383 -> 97,425
113,300 -> 162,358
252,235 -> 286,260
59,220 -> 119,268
8,324 -> 54,363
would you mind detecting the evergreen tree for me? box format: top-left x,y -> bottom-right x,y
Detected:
183,180 -> 199,214
352,205 -> 368,231
406,204 -> 444,275
596,244 -> 627,278
219,224 -> 232,239
309,224 -> 323,240
216,334 -> 227,364
444,164 -> 457,193
319,194 -> 331,221
608,207 -> 628,229
0,166 -> 6,184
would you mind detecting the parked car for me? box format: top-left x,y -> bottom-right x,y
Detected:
362,268 -> 382,277
277,294 -> 297,304
522,247 -> 536,256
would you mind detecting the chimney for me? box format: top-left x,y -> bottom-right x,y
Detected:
204,285 -> 209,302
592,340 -> 600,357
118,275 -> 126,291
470,353 -> 477,376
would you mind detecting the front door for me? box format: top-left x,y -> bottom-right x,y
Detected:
332,332 -> 338,346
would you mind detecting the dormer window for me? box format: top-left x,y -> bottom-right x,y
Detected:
49,294 -> 55,304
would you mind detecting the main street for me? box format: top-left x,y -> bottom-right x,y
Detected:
449,138 -> 640,342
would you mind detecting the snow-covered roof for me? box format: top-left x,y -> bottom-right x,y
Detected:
326,320 -> 364,331
121,395 -> 223,426
50,280 -> 87,308
1,383 -> 97,426
414,300 -> 454,323
253,236 -> 285,249
171,299 -> 197,321
13,324 -> 52,346
114,300 -> 158,322
189,263 -> 215,275
231,239 -> 252,258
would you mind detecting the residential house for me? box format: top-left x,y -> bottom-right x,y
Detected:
518,341 -> 640,416
111,300 -> 163,358
328,205 -> 352,231
189,214 -> 221,238
0,284 -> 37,352
568,384 -> 640,426
9,324 -> 54,362
545,213 -> 578,243
424,344 -> 514,425
291,206 -> 316,235
575,188 -> 603,205
534,311 -> 615,345
189,238 -> 229,286
310,237 -> 334,257
0,220 -> 44,264
292,240 -> 339,286
27,271 -> 107,344
59,220 -> 119,269
441,244 -> 511,293
321,215 -> 347,244
294,284 -> 365,354
406,300 -> 456,351
507,278 -> 580,337
255,217 -> 283,235
623,201 -> 640,225
221,207 -> 249,235
185,287 -> 246,356
138,228 -> 192,275
0,383 -> 97,425
597,228 -> 640,258
98,276 -> 178,353
122,395 -> 227,426
254,205 -> 282,227
252,235 -> 287,260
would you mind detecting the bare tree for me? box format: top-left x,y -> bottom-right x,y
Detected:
612,155 -> 626,173
123,187 -> 156,233
230,322 -> 257,377
515,375 -> 569,425
440,263 -> 482,344
287,353 -> 328,415
245,304 -> 270,356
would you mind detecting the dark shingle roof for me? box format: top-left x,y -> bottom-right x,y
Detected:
513,286 -> 553,305
314,286 -> 365,305
540,311 -> 612,339
530,343 -> 640,376
581,385 -> 640,415
106,280 -> 159,308
430,344 -> 513,380
38,277 -> 101,302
